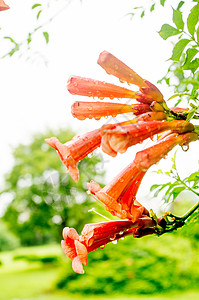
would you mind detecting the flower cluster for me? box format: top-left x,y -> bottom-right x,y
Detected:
46,51 -> 198,273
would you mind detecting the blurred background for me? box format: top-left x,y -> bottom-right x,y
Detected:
0,0 -> 199,299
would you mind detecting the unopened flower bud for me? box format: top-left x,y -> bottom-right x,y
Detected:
150,101 -> 165,112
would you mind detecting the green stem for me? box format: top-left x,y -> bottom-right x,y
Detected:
181,201 -> 199,221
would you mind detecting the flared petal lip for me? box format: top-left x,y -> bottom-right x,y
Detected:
0,1 -> 10,10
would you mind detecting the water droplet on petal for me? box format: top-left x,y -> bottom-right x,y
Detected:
181,145 -> 189,152
110,234 -> 116,241
112,240 -> 118,245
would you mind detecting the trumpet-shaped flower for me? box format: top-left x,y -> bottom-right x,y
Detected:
71,101 -> 151,120
61,216 -> 156,273
62,219 -> 143,274
100,120 -> 194,156
135,131 -> 198,171
45,129 -> 101,182
97,50 -> 147,88
88,162 -> 148,221
67,76 -> 137,100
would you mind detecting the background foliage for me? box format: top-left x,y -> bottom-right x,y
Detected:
0,129 -> 104,246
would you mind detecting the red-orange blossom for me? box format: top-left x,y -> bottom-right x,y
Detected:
46,51 -> 198,274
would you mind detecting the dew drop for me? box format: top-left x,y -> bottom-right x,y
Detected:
112,240 -> 118,245
181,144 -> 189,152
110,234 -> 116,241
119,231 -> 124,235
100,245 -> 105,249
78,116 -> 86,120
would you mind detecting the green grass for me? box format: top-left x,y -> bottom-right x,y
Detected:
0,244 -> 62,300
0,244 -> 199,300
17,290 -> 199,300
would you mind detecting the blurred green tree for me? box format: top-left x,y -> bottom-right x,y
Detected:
0,128 -> 105,246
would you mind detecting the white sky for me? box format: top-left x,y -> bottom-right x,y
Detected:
0,0 -> 198,212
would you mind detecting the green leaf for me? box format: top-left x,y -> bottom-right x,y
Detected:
43,32 -> 49,44
197,26 -> 199,44
187,172 -> 199,182
172,8 -> 184,30
32,3 -> 41,9
186,110 -> 196,122
172,186 -> 185,200
140,10 -> 145,18
27,33 -> 32,45
150,184 -> 161,192
163,194 -> 170,202
187,3 -> 199,37
160,0 -> 166,7
183,48 -> 198,67
177,1 -> 184,10
151,183 -> 171,198
159,24 -> 180,40
4,36 -> 17,44
170,39 -> 190,61
183,58 -> 199,73
37,10 -> 42,20
150,4 -> 155,12
164,182 -> 179,195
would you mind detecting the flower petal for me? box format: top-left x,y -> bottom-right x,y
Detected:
67,76 -> 137,99
71,101 -> 139,120
72,256 -> 84,274
0,0 -> 9,10
63,227 -> 79,241
97,51 -> 147,88
140,80 -> 163,103
45,129 -> 101,182
61,240 -> 77,261
75,240 -> 88,266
